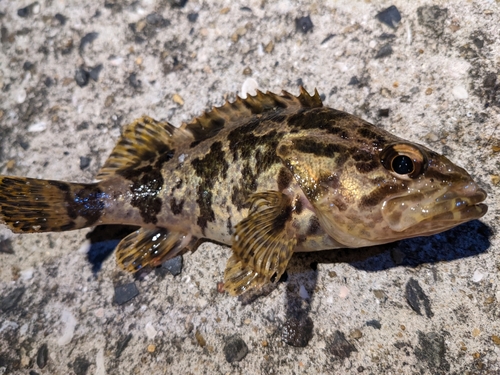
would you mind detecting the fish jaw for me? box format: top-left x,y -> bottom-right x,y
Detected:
381,180 -> 487,235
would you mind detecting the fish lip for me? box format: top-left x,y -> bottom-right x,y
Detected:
382,183 -> 488,233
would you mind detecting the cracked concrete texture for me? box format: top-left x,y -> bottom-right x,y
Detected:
0,0 -> 499,374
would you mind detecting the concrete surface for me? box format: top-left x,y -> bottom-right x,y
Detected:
0,0 -> 499,374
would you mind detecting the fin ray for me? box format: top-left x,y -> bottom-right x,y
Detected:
183,87 -> 322,142
116,227 -> 193,272
224,191 -> 296,296
97,116 -> 193,180
0,176 -> 104,233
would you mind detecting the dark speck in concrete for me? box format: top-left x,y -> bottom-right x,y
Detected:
43,77 -> 54,87
75,67 -> 90,87
146,13 -> 169,28
114,282 -> 139,305
79,32 -> 99,54
376,5 -> 401,29
79,156 -> 91,170
55,13 -> 66,25
168,0 -> 188,8
405,278 -> 433,318
0,238 -> 14,254
187,12 -> 198,23
17,5 -> 32,18
223,335 -> 248,363
378,108 -> 390,117
22,61 -> 34,71
159,255 -> 183,276
473,37 -> 484,49
128,73 -> 141,88
295,15 -> 314,34
366,319 -> 382,329
414,331 -> 450,372
72,356 -> 91,375
329,330 -> 357,359
115,333 -> 133,358
348,76 -> 360,86
77,121 -> 89,131
89,64 -> 103,81
282,315 -> 313,347
417,6 -> 449,37
0,287 -> 25,312
36,343 -> 48,369
375,43 -> 393,58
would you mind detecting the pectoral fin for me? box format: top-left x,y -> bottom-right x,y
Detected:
116,227 -> 193,272
224,191 -> 296,295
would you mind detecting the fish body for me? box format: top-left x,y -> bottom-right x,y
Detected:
0,88 -> 487,295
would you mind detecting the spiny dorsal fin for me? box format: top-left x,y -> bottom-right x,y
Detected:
183,86 -> 322,142
97,116 -> 193,180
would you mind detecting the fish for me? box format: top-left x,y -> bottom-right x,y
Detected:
0,87 -> 488,295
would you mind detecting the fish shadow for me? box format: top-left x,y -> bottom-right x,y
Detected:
86,225 -> 138,273
280,220 -> 492,347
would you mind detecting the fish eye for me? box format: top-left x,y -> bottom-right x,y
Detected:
392,155 -> 414,175
380,143 -> 427,179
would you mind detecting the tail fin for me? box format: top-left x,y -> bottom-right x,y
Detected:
0,176 -> 105,233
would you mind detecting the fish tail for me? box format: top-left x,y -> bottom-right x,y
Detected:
0,176 -> 106,233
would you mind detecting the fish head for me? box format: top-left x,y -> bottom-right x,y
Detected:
279,113 -> 488,247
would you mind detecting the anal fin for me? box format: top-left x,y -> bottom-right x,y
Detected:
224,191 -> 297,296
116,227 -> 194,272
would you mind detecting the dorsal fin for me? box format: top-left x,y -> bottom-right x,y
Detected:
182,86 -> 322,142
97,116 -> 193,180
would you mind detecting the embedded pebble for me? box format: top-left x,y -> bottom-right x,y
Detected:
295,15 -> 314,33
16,88 -> 27,104
161,255 -> 183,276
375,43 -> 393,58
114,282 -> 139,305
452,85 -> 468,99
79,32 -> 99,54
338,285 -> 349,298
75,67 -> 90,87
79,156 -> 91,170
72,356 -> 90,375
36,343 -> 48,369
376,5 -> 401,29
329,330 -> 357,359
223,335 -> 248,363
366,320 -> 382,329
57,310 -> 77,346
195,330 -> 206,347
299,284 -> 310,300
95,348 -> 105,375
145,322 -> 157,340
187,13 -> 198,23
0,287 -> 25,312
405,278 -> 433,318
472,269 -> 484,283
28,122 -> 47,132
20,268 -> 34,280
89,64 -> 103,81
172,93 -> 184,105
282,316 -> 313,347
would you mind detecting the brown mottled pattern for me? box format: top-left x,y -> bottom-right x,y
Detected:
0,89 -> 487,292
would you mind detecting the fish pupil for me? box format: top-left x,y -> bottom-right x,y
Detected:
392,155 -> 414,175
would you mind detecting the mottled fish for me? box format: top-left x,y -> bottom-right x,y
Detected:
0,88 -> 488,295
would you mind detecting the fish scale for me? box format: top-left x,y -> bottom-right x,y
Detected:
0,87 -> 487,296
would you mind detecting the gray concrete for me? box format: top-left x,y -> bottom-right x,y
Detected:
0,0 -> 499,374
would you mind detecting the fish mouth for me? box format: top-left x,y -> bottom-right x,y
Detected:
382,183 -> 488,234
